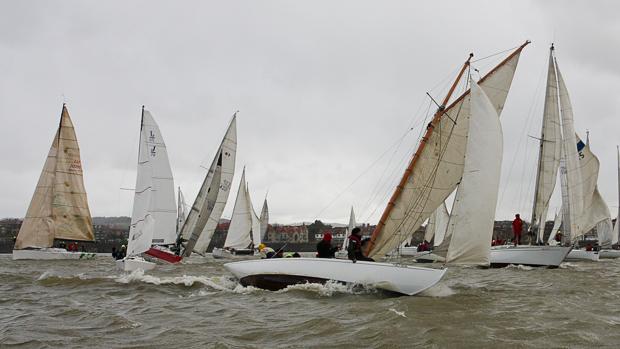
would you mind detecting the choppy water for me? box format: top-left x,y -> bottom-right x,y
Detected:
1,254 -> 620,348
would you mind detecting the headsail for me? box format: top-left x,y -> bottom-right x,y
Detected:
223,168 -> 253,249
531,46 -> 562,243
423,202 -> 450,247
247,184 -> 262,247
179,115 -> 237,256
444,79 -> 503,265
367,41 -> 529,258
177,187 -> 188,235
15,105 -> 94,249
547,210 -> 562,244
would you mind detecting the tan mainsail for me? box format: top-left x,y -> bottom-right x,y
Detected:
14,105 -> 94,249
367,42 -> 529,258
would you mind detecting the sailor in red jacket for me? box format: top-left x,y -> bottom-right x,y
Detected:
512,214 -> 523,246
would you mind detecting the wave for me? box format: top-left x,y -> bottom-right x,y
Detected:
420,283 -> 456,297
276,280 -> 378,296
388,308 -> 407,318
505,264 -> 535,271
36,270 -> 113,286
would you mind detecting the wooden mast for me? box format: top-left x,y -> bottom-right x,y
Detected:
366,41 -> 530,255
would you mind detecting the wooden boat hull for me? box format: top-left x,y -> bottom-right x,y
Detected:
12,248 -> 96,260
116,256 -> 156,272
224,257 -> 446,296
144,247 -> 182,264
565,249 -> 599,261
599,249 -> 620,259
489,245 -> 571,268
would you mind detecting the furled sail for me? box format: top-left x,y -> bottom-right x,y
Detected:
367,42 -> 529,258
259,197 -> 269,241
342,207 -> 356,250
179,115 -> 237,255
531,47 -> 562,243
224,169 -> 253,249
445,80 -> 503,265
15,105 -> 94,249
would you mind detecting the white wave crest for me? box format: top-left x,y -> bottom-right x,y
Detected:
276,280 -> 377,296
114,269 -> 258,294
420,283 -> 455,297
506,264 -> 534,271
388,308 -> 407,318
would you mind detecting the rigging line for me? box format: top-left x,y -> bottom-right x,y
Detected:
359,99 -> 434,221
312,127 -> 416,221
498,57 -> 548,210
471,44 -> 522,63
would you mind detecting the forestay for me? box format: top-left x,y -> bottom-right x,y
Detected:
367,42 -> 528,258
15,105 -> 95,249
445,80 -> 503,265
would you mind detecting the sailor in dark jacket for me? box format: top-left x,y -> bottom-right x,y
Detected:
316,232 -> 338,258
347,228 -> 374,262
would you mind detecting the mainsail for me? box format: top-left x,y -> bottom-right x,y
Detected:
342,207 -> 356,250
531,46 -> 562,243
177,187 -> 188,235
127,108 -> 177,256
367,41 -> 529,258
444,79 -> 503,265
179,115 -> 237,256
15,105 -> 94,250
259,197 -> 269,241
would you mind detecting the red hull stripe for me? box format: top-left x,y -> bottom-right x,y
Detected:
145,247 -> 183,264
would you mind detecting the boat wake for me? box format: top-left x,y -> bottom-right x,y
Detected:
273,280 -> 377,296
419,283 -> 455,297
505,264 -> 535,271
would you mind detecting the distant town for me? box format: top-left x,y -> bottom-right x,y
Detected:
0,216 -> 605,253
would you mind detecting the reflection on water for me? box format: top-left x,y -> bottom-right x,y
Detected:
1,254 -> 620,348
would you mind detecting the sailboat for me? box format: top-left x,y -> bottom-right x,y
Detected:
335,207 -> 356,259
212,168 -> 262,258
116,107 -> 180,271
224,42 -> 529,295
176,114 -> 237,257
13,104 -> 97,260
490,45 -> 571,267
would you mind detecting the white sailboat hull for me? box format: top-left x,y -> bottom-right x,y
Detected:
12,248 -> 96,260
116,256 -> 156,272
224,257 -> 446,296
565,249 -> 599,261
599,249 -> 620,259
489,245 -> 571,268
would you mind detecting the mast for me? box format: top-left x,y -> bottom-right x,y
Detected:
366,40 -> 530,256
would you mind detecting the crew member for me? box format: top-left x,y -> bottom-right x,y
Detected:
347,228 -> 374,262
512,214 -> 523,246
316,232 -> 338,258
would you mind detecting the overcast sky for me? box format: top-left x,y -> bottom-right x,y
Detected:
1,0 -> 618,224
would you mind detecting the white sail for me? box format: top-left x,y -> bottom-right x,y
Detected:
259,197 -> 269,242
247,184 -> 262,246
342,207 -> 356,250
445,80 -> 503,265
597,218 -> 614,249
368,44 -> 526,258
142,110 -> 177,246
423,202 -> 450,246
547,210 -> 562,244
179,115 -> 237,255
531,48 -> 562,243
177,187 -> 188,235
223,169 -> 253,249
15,105 -> 95,249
